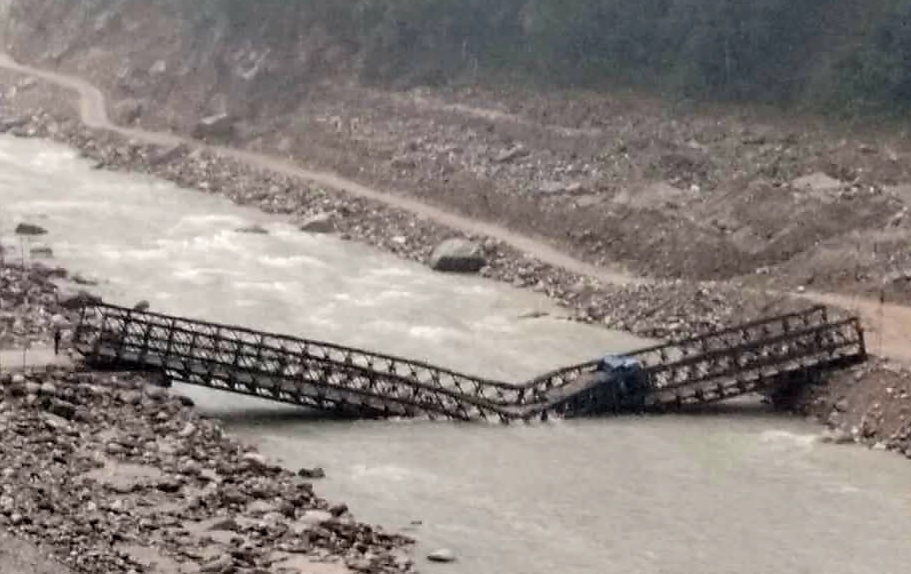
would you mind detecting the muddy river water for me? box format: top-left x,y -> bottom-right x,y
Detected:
3,135 -> 911,574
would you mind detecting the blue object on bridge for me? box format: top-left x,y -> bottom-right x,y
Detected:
592,354 -> 647,409
597,354 -> 642,372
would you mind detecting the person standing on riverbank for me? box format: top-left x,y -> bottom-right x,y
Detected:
51,313 -> 68,355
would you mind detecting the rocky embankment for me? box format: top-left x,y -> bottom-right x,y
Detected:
792,358 -> 911,458
0,85 -> 804,341
0,366 -> 413,574
0,255 -> 67,349
0,251 -> 414,574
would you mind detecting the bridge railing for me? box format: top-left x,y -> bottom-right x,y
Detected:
73,303 -> 527,417
73,302 -> 866,421
521,306 -> 864,406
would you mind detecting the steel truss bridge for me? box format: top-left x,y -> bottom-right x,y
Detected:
73,303 -> 866,422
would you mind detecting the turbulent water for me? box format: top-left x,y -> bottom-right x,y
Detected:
3,135 -> 911,574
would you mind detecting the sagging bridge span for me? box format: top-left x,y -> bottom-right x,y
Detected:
73,303 -> 866,422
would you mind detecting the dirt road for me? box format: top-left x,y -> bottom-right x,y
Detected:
1,53 -> 909,363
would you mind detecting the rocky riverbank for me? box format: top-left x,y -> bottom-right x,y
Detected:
0,252 -> 415,574
0,254 -> 68,349
0,72 -> 805,341
0,365 -> 413,574
790,358 -> 911,458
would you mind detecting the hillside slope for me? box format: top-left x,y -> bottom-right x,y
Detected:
3,0 -> 911,304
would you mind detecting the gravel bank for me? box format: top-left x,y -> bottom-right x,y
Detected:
0,366 -> 413,574
0,256 -> 68,349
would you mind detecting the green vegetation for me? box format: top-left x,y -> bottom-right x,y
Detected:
174,0 -> 911,114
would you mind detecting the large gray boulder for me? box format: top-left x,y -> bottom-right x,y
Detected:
429,239 -> 486,273
193,113 -> 235,139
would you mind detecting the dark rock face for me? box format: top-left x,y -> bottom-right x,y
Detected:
14,222 -> 47,236
428,239 -> 486,273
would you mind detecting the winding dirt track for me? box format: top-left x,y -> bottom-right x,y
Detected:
2,53 -> 910,363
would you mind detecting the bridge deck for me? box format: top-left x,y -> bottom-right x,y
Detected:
73,303 -> 866,421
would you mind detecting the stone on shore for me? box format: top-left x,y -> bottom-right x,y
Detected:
427,548 -> 456,563
429,239 -> 486,273
193,113 -> 235,139
72,273 -> 99,286
15,222 -> 47,236
818,428 -> 855,445
299,213 -> 335,234
148,143 -> 186,166
297,466 -> 326,479
114,99 -> 143,124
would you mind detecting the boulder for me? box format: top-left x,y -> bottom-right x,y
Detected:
0,117 -> 28,132
149,60 -> 168,76
537,181 -> 585,195
38,382 -> 57,397
299,213 -> 335,234
72,273 -> 99,286
427,549 -> 456,563
299,509 -> 333,526
143,384 -> 166,401
297,466 -> 326,479
15,222 -> 47,236
156,477 -> 183,493
199,554 -> 233,573
494,145 -> 528,164
193,113 -> 235,139
792,172 -> 844,193
48,398 -> 77,420
119,390 -> 142,405
148,143 -> 186,166
818,428 -> 854,445
114,99 -> 143,124
429,239 -> 486,273
247,500 -> 278,516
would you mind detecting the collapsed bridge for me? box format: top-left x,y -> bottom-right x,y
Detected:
72,303 -> 866,422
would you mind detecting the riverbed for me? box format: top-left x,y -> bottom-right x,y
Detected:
3,134 -> 911,574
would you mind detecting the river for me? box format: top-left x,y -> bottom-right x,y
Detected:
2,135 -> 911,574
